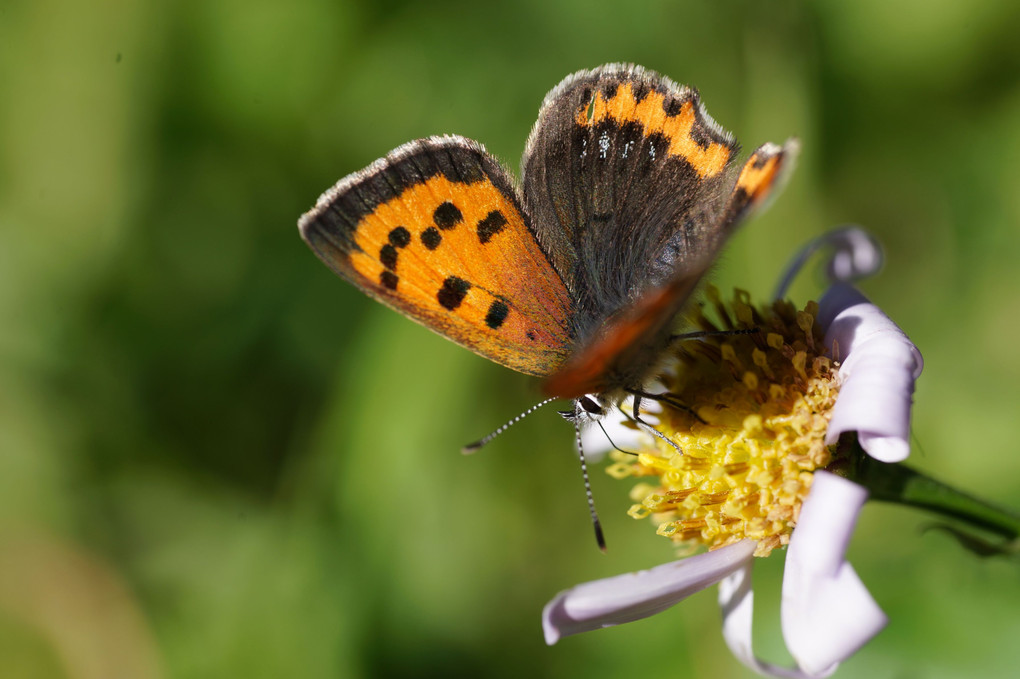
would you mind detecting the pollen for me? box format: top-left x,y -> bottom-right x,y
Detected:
608,287 -> 840,557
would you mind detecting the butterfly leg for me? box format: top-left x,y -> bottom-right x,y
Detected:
627,388 -> 705,424
627,394 -> 682,454
594,419 -> 638,456
669,327 -> 760,343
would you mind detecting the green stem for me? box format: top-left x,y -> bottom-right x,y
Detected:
839,437 -> 1020,541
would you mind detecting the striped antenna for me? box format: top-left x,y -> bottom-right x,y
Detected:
461,397 -> 558,454
574,414 -> 606,552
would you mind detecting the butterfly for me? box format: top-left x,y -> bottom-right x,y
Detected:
299,64 -> 794,538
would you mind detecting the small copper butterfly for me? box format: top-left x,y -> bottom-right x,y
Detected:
299,63 -> 793,508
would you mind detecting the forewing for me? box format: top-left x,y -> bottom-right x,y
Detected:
299,136 -> 573,377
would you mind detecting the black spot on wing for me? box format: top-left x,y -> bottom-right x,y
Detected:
437,276 -> 471,310
484,300 -> 509,329
688,115 -> 715,151
380,271 -> 399,290
662,95 -> 684,117
421,226 -> 442,250
477,210 -> 508,244
630,79 -> 653,104
433,201 -> 463,229
380,244 -> 398,270
388,226 -> 411,247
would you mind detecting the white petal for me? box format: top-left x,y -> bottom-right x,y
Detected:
543,540 -> 756,644
819,283 -> 923,462
720,562 -> 829,679
782,472 -> 887,675
855,432 -> 909,465
818,283 -> 923,379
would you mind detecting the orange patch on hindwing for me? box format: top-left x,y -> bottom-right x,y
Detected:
348,175 -> 573,375
577,82 -> 731,178
736,151 -> 783,203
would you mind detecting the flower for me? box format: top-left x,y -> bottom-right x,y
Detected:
543,227 -> 923,677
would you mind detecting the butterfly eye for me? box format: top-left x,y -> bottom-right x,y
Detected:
579,395 -> 604,415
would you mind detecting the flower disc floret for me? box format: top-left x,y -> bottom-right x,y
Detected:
608,287 -> 841,556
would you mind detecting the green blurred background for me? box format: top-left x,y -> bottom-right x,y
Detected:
2,0 -> 1019,677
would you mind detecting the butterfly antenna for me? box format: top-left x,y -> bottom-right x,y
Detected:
461,397 -> 558,455
574,416 -> 606,552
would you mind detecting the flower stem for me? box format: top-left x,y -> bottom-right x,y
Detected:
838,436 -> 1020,542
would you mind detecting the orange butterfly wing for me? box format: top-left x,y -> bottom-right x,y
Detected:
299,136 -> 574,377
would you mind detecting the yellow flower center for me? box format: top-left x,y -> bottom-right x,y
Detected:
607,287 -> 840,557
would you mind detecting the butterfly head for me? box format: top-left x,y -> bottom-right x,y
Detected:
557,394 -> 609,425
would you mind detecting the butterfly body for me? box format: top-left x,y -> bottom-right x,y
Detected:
300,64 -> 793,412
